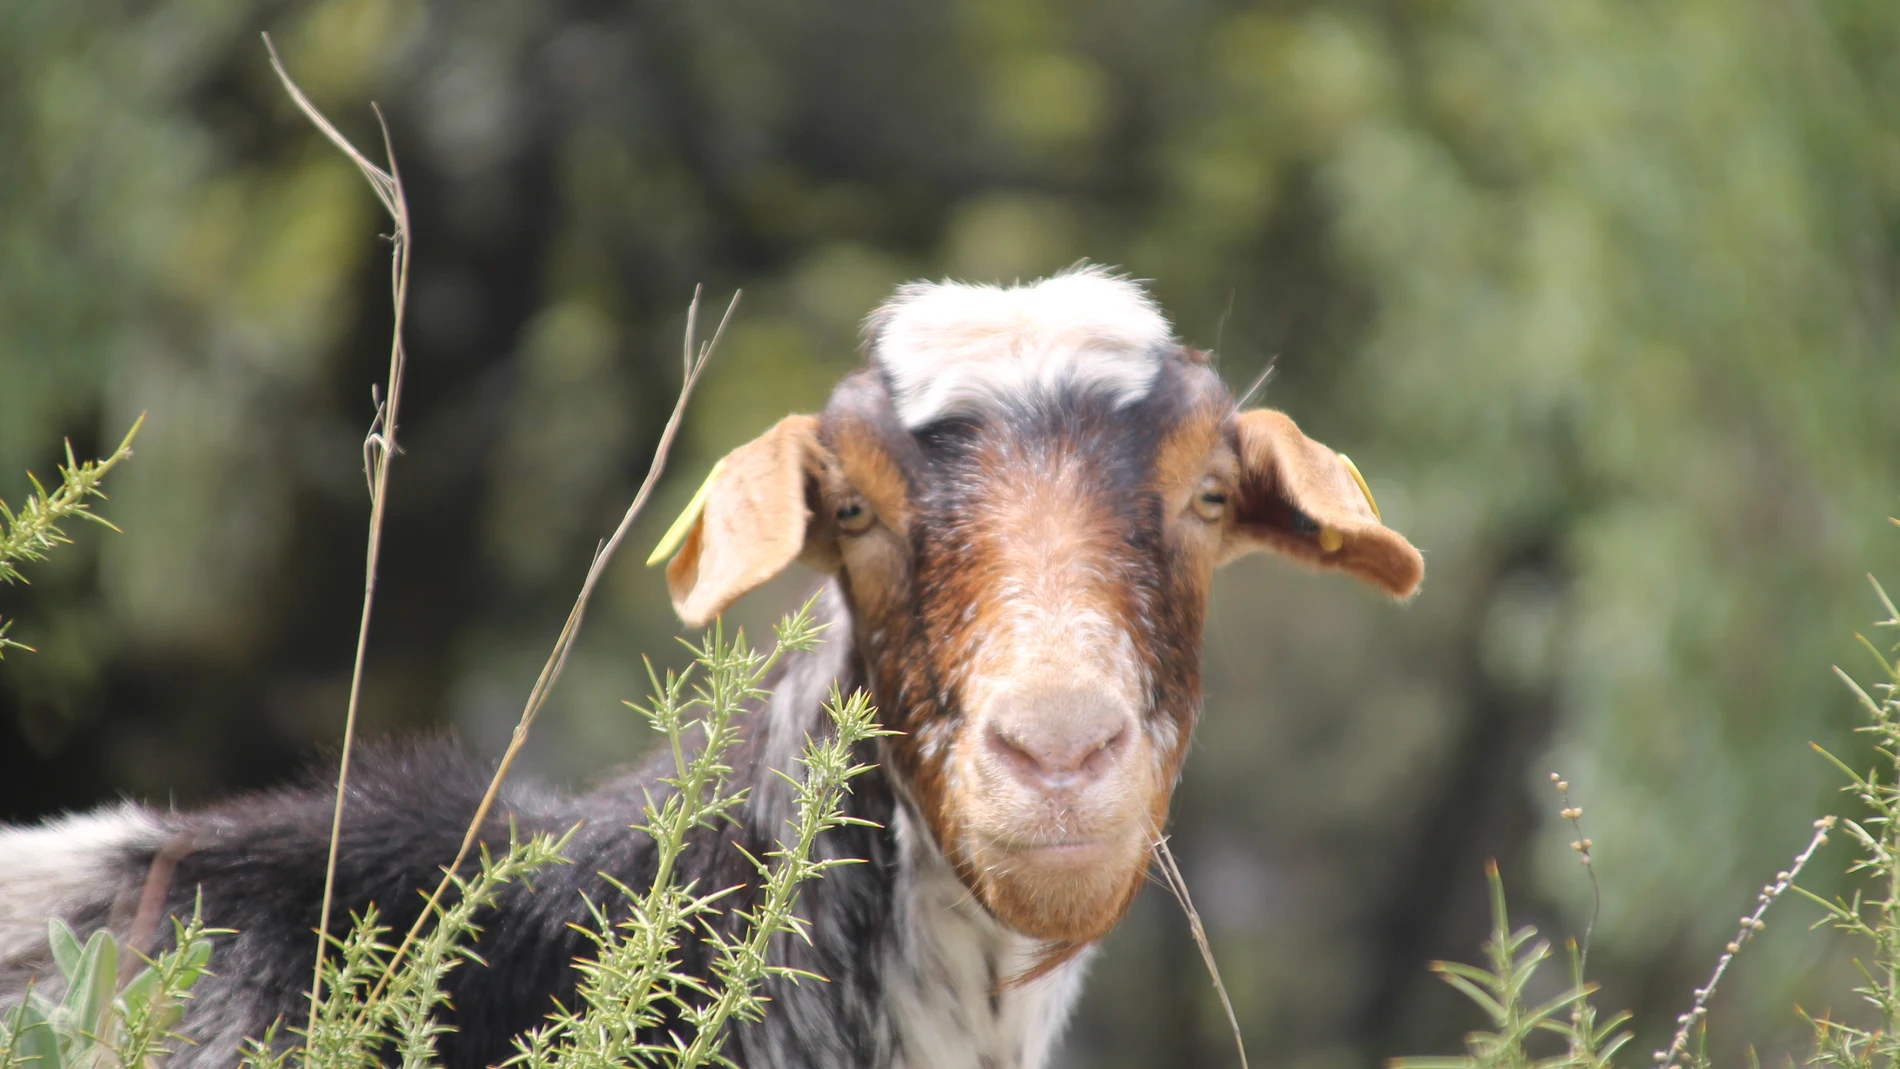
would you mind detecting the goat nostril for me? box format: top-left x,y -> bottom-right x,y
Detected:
987,716 -> 1131,786
986,723 -> 1048,779
1080,724 -> 1130,777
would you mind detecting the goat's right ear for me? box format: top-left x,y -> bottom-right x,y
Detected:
662,415 -> 828,628
1226,409 -> 1424,599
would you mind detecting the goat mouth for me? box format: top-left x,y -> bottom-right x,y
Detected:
960,828 -> 1150,943
979,834 -> 1123,868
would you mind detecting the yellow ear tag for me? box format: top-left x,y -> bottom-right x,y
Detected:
1336,452 -> 1381,522
1318,527 -> 1345,553
645,457 -> 727,567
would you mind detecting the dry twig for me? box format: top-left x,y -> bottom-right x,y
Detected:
357,288 -> 736,1014
1655,815 -> 1835,1066
263,35 -> 737,1025
1152,835 -> 1251,1069
1550,772 -> 1601,974
261,35 -> 412,1032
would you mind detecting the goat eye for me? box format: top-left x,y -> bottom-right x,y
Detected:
835,498 -> 875,534
1287,508 -> 1320,535
1191,477 -> 1227,523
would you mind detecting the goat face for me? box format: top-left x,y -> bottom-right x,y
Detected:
662,268 -> 1422,951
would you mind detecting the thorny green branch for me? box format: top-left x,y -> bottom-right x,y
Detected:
1389,859 -> 1631,1069
239,829 -> 572,1069
221,604 -> 885,1069
1796,570 -> 1900,1069
0,415 -> 143,659
506,602 -> 890,1069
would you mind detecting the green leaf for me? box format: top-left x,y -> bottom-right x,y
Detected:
116,965 -> 160,1015
177,934 -> 213,988
1596,1026 -> 1635,1062
44,923 -> 80,982
60,928 -> 117,1046
8,1001 -> 60,1069
1434,959 -> 1506,993
1433,968 -> 1506,1022
1519,983 -> 1594,1027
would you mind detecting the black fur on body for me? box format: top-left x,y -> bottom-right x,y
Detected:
0,589 -> 1063,1069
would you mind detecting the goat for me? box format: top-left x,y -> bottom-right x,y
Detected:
0,267 -> 1423,1069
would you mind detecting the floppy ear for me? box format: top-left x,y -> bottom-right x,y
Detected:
664,415 -> 827,628
1226,409 -> 1424,598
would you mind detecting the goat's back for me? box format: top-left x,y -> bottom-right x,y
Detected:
0,739 -> 660,1069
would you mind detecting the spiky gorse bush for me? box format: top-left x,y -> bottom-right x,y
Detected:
240,832 -> 574,1069
0,418 -> 140,658
1389,862 -> 1631,1069
1800,572 -> 1900,1069
507,610 -> 887,1069
229,603 -> 882,1069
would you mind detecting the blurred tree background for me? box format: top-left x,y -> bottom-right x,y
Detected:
4,0 -> 1899,1065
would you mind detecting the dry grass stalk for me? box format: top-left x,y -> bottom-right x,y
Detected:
356,289 -> 736,1014
1550,772 -> 1601,975
1152,834 -> 1250,1069
260,35 -> 413,1033
262,31 -> 736,1035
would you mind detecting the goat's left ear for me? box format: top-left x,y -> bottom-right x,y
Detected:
663,415 -> 828,628
1225,409 -> 1424,598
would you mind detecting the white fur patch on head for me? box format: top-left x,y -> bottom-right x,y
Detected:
868,265 -> 1175,429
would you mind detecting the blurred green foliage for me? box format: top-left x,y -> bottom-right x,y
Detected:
3,0 -> 1898,1066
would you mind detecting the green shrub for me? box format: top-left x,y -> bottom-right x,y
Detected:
236,606 -> 882,1069
0,905 -> 217,1069
0,418 -> 140,658
1797,570 -> 1900,1069
1389,863 -> 1630,1069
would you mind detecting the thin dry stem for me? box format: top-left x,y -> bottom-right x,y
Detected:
1152,835 -> 1250,1069
1234,356 -> 1277,411
1550,772 -> 1601,975
1655,815 -> 1836,1066
262,34 -> 413,1034
358,286 -> 738,1015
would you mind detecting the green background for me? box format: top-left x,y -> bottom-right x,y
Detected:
3,0 -> 1899,1063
